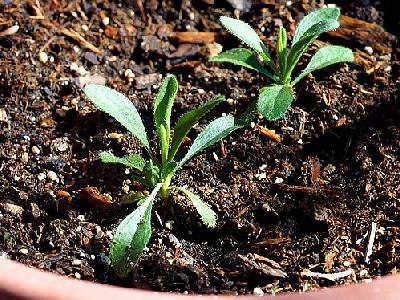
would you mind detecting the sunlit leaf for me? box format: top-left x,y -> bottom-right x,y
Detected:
257,85 -> 293,120
110,183 -> 161,277
175,187 -> 217,228
292,45 -> 353,85
210,48 -> 278,81
84,84 -> 150,153
100,151 -> 145,171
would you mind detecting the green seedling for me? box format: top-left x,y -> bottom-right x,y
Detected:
210,7 -> 354,120
83,75 -> 245,277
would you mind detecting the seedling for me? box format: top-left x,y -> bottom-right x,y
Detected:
210,8 -> 353,120
84,75 -> 244,277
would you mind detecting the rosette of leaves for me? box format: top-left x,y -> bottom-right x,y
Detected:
210,8 -> 354,120
83,75 -> 245,277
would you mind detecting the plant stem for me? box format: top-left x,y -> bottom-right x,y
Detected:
159,178 -> 171,200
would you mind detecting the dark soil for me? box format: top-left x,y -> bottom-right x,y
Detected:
1,0 -> 399,296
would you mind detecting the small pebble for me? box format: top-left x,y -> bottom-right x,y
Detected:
72,259 -> 82,266
78,66 -> 88,76
2,203 -> 24,216
70,62 -> 79,72
74,272 -> 81,279
124,69 -> 135,81
253,287 -> 264,296
95,226 -> 104,239
47,171 -> 58,181
274,177 -> 284,184
189,11 -> 195,20
226,98 -> 235,105
122,184 -> 129,194
255,173 -> 267,180
165,221 -> 173,230
81,24 -> 89,32
384,66 -> 392,73
21,152 -> 29,163
213,152 -> 219,161
32,145 -> 40,155
37,173 -> 46,181
364,46 -> 373,55
39,51 -> 48,63
102,16 -> 110,26
19,248 -> 29,255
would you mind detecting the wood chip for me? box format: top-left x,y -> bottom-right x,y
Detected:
77,187 -> 114,213
75,74 -> 106,88
0,25 -> 19,37
239,253 -> 287,278
252,237 -> 291,247
0,108 -> 9,123
61,27 -> 103,54
301,269 -> 354,281
172,32 -> 217,44
256,125 -> 281,143
272,183 -> 340,195
365,222 -> 377,263
328,15 -> 395,53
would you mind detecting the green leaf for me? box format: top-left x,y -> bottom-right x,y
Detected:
153,75 -> 178,164
169,96 -> 224,161
277,27 -> 287,76
292,7 -> 340,45
178,115 -> 245,169
84,84 -> 151,153
121,191 -> 147,204
219,16 -> 272,63
284,19 -> 340,82
209,48 -> 278,81
257,85 -> 294,121
161,161 -> 178,180
292,45 -> 353,85
100,151 -> 145,171
143,160 -> 160,188
175,187 -> 217,228
110,183 -> 162,277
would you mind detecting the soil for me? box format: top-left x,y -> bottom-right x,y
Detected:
0,0 -> 399,296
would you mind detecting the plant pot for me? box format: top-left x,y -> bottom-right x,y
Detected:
0,259 -> 398,300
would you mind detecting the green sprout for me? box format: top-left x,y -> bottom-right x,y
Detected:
210,7 -> 354,120
83,75 -> 245,277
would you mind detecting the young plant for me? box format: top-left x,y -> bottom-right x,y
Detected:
210,7 -> 354,120
83,75 -> 245,277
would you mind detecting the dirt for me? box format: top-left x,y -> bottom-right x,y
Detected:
0,0 -> 399,296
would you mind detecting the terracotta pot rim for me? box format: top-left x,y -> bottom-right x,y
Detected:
0,259 -> 399,300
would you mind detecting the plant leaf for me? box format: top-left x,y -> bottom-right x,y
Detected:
219,16 -> 272,63
257,85 -> 293,121
178,115 -> 244,169
100,151 -> 145,171
292,45 -> 353,85
161,161 -> 178,180
84,84 -> 150,153
121,191 -> 147,204
110,183 -> 161,277
154,75 -> 178,163
143,160 -> 159,188
292,7 -> 340,45
284,19 -> 340,82
169,96 -> 224,161
209,48 -> 278,81
174,187 -> 217,228
277,27 -> 287,76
